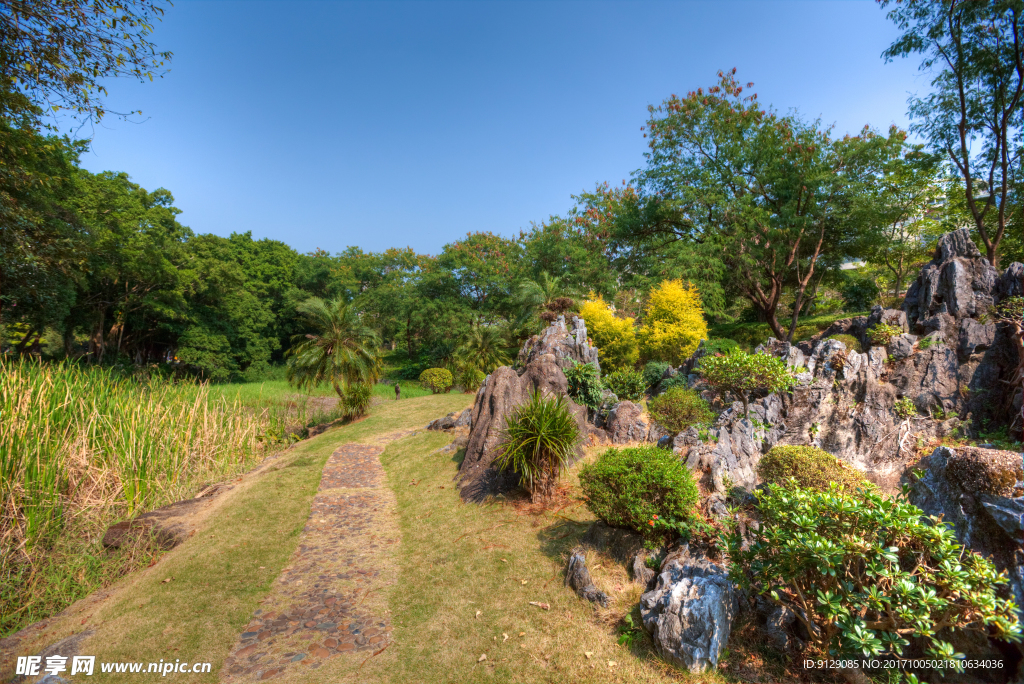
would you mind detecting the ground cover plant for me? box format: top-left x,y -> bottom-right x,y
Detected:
579,445 -> 699,542
730,482 -> 1022,683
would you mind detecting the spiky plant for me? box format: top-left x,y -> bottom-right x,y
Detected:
286,297 -> 382,399
495,391 -> 581,502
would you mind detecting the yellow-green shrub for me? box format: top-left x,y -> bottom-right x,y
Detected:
638,280 -> 708,365
757,445 -> 871,493
578,295 -> 639,371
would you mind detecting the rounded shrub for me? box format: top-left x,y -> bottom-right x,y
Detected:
418,368 -> 454,394
827,333 -> 862,353
495,391 -> 581,501
730,483 -> 1021,677
603,368 -> 646,402
642,361 -> 672,389
647,386 -> 715,435
757,445 -> 871,493
698,350 -> 796,418
564,360 -> 602,409
579,445 -> 699,540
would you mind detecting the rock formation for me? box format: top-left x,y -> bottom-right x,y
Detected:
458,316 -> 601,502
564,549 -> 610,607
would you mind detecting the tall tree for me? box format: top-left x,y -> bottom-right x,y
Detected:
881,0 -> 1024,268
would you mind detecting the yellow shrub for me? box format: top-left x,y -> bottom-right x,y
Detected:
578,295 -> 639,372
638,280 -> 708,365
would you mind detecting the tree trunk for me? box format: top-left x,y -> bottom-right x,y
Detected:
15,326 -> 36,354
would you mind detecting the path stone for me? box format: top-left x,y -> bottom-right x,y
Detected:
220,443 -> 399,682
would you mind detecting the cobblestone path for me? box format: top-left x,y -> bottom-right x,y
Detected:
220,441 -> 402,682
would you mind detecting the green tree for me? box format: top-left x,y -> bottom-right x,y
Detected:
881,0 -> 1024,268
698,350 -> 796,417
286,297 -> 382,399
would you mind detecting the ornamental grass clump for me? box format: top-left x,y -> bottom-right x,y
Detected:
698,350 -> 796,418
494,391 -> 581,502
579,445 -> 699,542
729,482 -> 1021,683
647,386 -> 715,435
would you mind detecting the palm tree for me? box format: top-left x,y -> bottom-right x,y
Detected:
458,326 -> 511,374
286,297 -> 382,399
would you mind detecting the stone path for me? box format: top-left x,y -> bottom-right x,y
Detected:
220,442 -> 401,682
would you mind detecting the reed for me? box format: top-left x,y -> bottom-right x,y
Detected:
0,359 -> 274,636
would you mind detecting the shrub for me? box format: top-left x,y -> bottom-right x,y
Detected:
495,391 -> 580,501
894,396 -> 917,420
828,334 -> 861,353
341,382 -> 373,418
637,280 -> 709,364
454,364 -> 485,392
648,387 -> 716,435
840,274 -> 880,311
698,350 -> 796,417
564,360 -> 603,409
730,483 -> 1021,677
868,322 -> 904,346
642,361 -> 671,389
579,445 -> 699,541
578,295 -> 639,371
418,368 -> 454,394
703,338 -> 740,356
603,368 -> 646,402
757,445 -> 871,493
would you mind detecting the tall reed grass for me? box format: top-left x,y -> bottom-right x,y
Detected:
0,359 -> 275,636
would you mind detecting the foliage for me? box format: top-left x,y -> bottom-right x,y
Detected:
757,446 -> 871,493
698,350 -> 797,417
894,397 -> 918,420
997,295 -> 1024,323
579,445 -> 699,542
578,295 -> 639,371
868,322 -> 904,346
703,338 -> 740,356
647,386 -> 716,435
452,326 -> 509,390
828,334 -> 862,353
418,368 -> 454,394
516,271 -> 578,327
341,382 -> 373,419
602,368 -> 646,402
918,335 -> 940,350
642,361 -> 672,389
840,274 -> 881,312
729,482 -> 1022,675
880,0 -> 1023,268
494,391 -> 581,501
286,297 -> 382,398
564,360 -> 603,410
637,279 -> 708,364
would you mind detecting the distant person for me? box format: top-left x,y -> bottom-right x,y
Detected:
395,382 -> 401,400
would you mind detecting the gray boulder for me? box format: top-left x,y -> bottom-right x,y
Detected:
640,544 -> 737,672
516,315 -> 600,373
564,549 -> 609,607
604,400 -> 650,444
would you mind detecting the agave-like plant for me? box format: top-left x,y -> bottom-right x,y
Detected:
286,297 -> 382,403
495,390 -> 581,501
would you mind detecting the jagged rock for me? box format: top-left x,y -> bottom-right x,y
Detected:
564,549 -> 609,607
706,493 -> 730,520
516,315 -> 600,373
656,435 -> 673,450
866,305 -> 909,336
705,394 -> 785,493
958,318 -> 996,359
997,262 -> 1024,299
426,408 -> 472,431
887,334 -> 916,361
631,550 -> 657,589
904,228 -> 1001,325
580,521 -> 645,564
764,604 -> 799,652
910,446 -> 1024,632
604,400 -> 650,444
640,544 -> 737,672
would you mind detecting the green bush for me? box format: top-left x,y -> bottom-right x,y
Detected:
418,368 -> 454,394
642,361 -> 671,389
841,274 -> 880,311
698,350 -> 796,417
341,382 -> 373,418
828,334 -> 861,353
868,322 -> 904,346
757,445 -> 871,493
579,445 -> 699,541
495,391 -> 581,501
603,368 -> 646,402
648,386 -> 715,435
703,338 -> 740,356
730,483 -> 1021,676
564,360 -> 603,409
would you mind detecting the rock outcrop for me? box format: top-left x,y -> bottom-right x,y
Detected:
640,544 -> 737,672
426,408 -> 472,431
564,549 -> 610,607
458,316 -> 599,501
102,482 -> 232,550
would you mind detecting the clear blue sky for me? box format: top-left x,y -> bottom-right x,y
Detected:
78,0 -> 926,256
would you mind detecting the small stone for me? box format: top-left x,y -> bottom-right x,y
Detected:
309,645 -> 330,659
290,654 -> 305,662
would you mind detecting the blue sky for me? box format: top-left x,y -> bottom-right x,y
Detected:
78,0 -> 926,256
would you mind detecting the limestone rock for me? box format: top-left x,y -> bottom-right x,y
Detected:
904,228 -> 1000,325
958,318 -> 996,360
604,401 -> 650,444
640,544 -> 737,672
887,334 -> 916,361
516,315 -> 600,373
866,305 -> 909,336
564,549 -> 609,607
631,550 -> 657,589
426,408 -> 472,431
